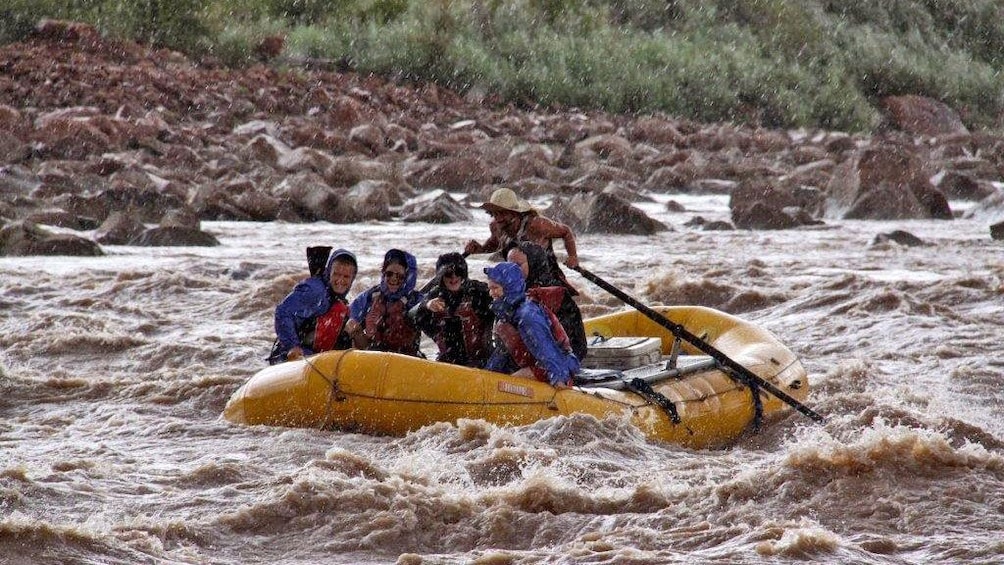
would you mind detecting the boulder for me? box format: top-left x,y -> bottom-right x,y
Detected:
881,95 -> 968,137
825,143 -> 953,220
280,173 -> 354,223
871,230 -> 927,247
570,191 -> 669,235
411,155 -> 496,191
94,211 -> 146,245
323,156 -> 396,188
277,147 -> 335,174
729,179 -> 815,229
0,131 -> 29,163
504,143 -> 557,182
0,221 -> 104,256
401,190 -> 472,223
129,226 -> 220,247
574,134 -> 634,168
935,171 -> 996,201
991,221 -> 1004,241
24,208 -> 98,230
244,134 -> 291,167
345,180 -> 394,221
0,165 -> 42,197
348,124 -> 386,154
160,208 -> 201,229
732,201 -> 801,230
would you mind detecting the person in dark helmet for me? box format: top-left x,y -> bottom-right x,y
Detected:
344,248 -> 424,357
483,262 -> 579,387
409,252 -> 494,367
269,247 -> 358,364
464,187 -> 580,268
505,240 -> 587,361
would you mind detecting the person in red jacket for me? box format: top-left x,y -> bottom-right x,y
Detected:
344,249 -> 424,356
505,240 -> 587,360
483,261 -> 579,387
269,247 -> 357,364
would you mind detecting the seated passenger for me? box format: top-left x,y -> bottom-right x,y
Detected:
409,252 -> 494,367
269,247 -> 358,364
483,262 -> 579,387
345,249 -> 424,356
505,240 -> 588,360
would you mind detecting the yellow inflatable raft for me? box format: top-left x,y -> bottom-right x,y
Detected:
223,306 -> 810,448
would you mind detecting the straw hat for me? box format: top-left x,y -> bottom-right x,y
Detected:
481,187 -> 534,214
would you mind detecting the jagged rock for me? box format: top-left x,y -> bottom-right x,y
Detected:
278,146 -> 335,174
730,179 -> 816,229
0,31 -> 994,240
644,166 -> 689,192
627,116 -> 685,146
504,143 -> 557,182
871,230 -> 927,246
348,124 -> 386,154
323,156 -> 396,188
160,208 -> 201,229
234,191 -> 280,221
0,131 -> 28,163
560,191 -> 669,235
935,170 -> 995,201
94,211 -> 146,244
24,208 -> 98,230
412,155 -> 496,191
279,172 -> 353,223
401,190 -> 472,223
0,165 -> 41,197
574,134 -> 634,168
345,180 -> 394,221
702,220 -> 734,231
733,201 -> 801,230
129,226 -> 220,247
95,185 -> 188,224
244,134 -> 291,167
826,143 -> 952,220
0,221 -> 103,256
881,95 -> 968,137
991,221 -> 1004,240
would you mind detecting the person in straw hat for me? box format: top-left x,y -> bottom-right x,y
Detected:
464,187 -> 580,269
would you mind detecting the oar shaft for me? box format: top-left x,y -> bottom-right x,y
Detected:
572,265 -> 824,424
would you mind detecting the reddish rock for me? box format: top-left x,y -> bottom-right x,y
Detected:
94,211 -> 146,245
129,226 -> 220,247
0,221 -> 103,256
827,143 -> 952,220
881,95 -> 968,137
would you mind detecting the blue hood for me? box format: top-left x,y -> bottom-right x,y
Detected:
380,248 -> 418,301
484,262 -> 525,306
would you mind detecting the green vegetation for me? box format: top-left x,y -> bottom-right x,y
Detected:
2,0 -> 1003,132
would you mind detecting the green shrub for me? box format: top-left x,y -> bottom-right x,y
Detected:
3,0 -> 1004,132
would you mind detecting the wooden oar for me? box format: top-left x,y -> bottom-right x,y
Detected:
571,265 -> 825,424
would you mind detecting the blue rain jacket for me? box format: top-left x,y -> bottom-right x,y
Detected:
349,249 -> 423,322
274,249 -> 357,357
484,262 -> 580,386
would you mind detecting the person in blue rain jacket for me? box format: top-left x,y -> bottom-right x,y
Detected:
483,261 -> 579,387
344,248 -> 424,357
269,247 -> 358,364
